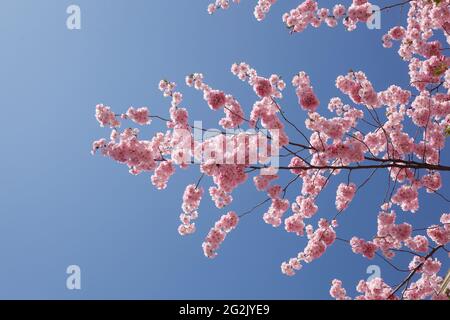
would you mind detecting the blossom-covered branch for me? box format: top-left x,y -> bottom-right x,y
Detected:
92,0 -> 450,300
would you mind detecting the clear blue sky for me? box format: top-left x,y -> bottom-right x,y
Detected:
0,0 -> 448,299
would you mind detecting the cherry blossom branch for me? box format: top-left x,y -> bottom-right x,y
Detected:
388,245 -> 444,299
335,237 -> 410,273
379,0 -> 413,12
252,162 -> 450,172
93,0 -> 450,299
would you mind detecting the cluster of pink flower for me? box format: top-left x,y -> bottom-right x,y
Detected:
209,186 -> 233,209
403,256 -> 447,300
349,237 -> 378,259
283,0 -> 328,33
207,0 -> 277,21
355,278 -> 396,300
253,173 -> 278,191
231,62 -> 290,146
263,185 -> 290,227
95,104 -> 120,128
207,0 -> 240,15
285,196 -> 317,236
186,73 -> 244,129
254,0 -> 277,21
151,160 -> 175,190
349,209 -> 410,259
201,149 -> 248,192
202,211 -> 239,258
159,80 -> 190,127
427,214 -> 450,246
335,183 -> 357,212
179,184 -> 204,235
282,219 -> 336,276
124,107 -> 151,126
92,122 -> 158,176
336,71 -> 386,108
391,185 -> 419,212
350,210 -> 450,263
231,62 -> 285,99
332,250 -> 448,300
292,72 -> 320,112
329,279 -> 350,300
209,0 -> 377,32
282,0 -> 373,33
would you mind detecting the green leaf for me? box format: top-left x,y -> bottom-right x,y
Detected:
433,63 -> 447,76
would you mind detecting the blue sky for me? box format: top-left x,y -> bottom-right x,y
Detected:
0,0 -> 448,299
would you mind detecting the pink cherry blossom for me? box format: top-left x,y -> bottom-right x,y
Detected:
202,211 -> 239,258
335,183 -> 357,212
126,107 -> 151,125
179,184 -> 204,236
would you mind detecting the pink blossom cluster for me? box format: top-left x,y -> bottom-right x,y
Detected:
207,0 -> 240,15
151,160 -> 175,190
186,73 -> 245,129
284,195 -> 320,237
382,2 -> 450,59
335,183 -> 357,211
95,104 -> 120,128
231,62 -> 289,146
158,80 -> 190,130
263,186 -> 290,227
306,108 -> 363,143
403,272 -> 448,300
282,0 -> 326,33
353,278 -> 395,300
209,186 -> 233,209
282,1 -> 374,33
92,126 -> 157,175
207,0 -> 379,32
349,211 -> 449,269
282,219 -> 336,276
254,0 -> 276,21
334,246 -> 448,300
207,0 -> 277,22
332,277 -> 396,300
391,185 -> 419,212
125,107 -> 151,126
427,214 -> 450,246
292,72 -> 320,112
329,279 -> 350,300
253,173 -> 278,191
179,184 -> 204,235
349,237 -> 378,259
350,209 -> 415,259
202,211 -> 239,258
231,62 -> 286,99
199,141 -> 248,193
404,256 -> 447,300
342,0 -> 374,31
